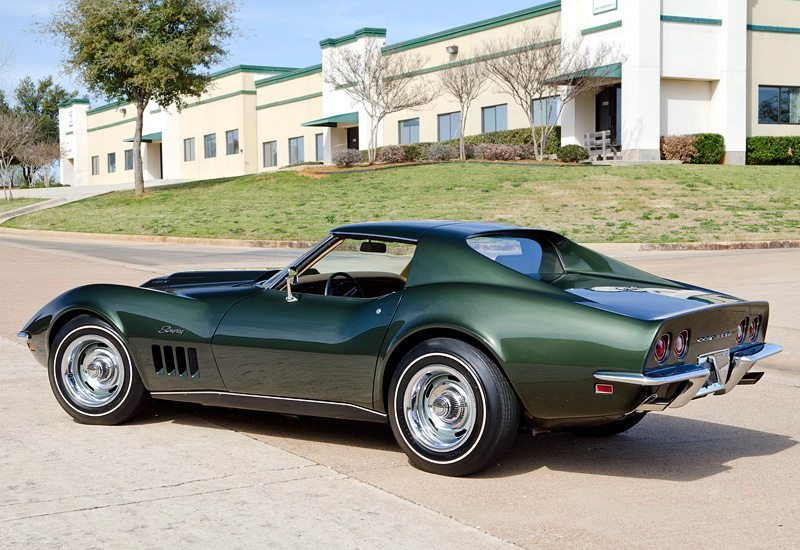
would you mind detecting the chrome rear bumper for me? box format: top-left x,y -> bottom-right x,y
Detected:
594,343 -> 783,413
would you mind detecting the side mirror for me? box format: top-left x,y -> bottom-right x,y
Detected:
286,267 -> 299,303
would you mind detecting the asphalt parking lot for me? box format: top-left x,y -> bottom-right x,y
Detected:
0,235 -> 797,549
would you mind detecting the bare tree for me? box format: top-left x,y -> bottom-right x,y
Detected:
483,23 -> 620,160
19,140 -> 62,188
0,112 -> 38,200
439,56 -> 487,160
324,38 -> 438,163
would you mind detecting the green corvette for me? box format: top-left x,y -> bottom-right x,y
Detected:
19,221 -> 782,476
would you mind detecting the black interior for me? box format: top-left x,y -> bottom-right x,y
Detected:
294,271 -> 406,299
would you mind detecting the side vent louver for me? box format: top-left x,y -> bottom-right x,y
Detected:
152,345 -> 200,379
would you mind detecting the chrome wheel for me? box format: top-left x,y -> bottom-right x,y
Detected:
60,334 -> 125,408
403,365 -> 477,453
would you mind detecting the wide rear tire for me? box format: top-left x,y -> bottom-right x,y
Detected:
388,338 -> 519,476
48,315 -> 149,425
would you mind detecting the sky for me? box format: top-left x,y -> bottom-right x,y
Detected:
0,0 -> 545,103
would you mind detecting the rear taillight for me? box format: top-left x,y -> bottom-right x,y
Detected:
674,330 -> 689,359
654,334 -> 670,363
736,319 -> 748,345
748,316 -> 760,342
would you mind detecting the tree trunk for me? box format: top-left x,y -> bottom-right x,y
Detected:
133,98 -> 146,197
368,122 -> 379,164
44,164 -> 50,188
459,106 -> 467,161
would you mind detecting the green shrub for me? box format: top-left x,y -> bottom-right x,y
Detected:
691,133 -> 725,164
400,142 -> 432,162
443,126 -> 561,156
557,144 -> 589,163
746,136 -> 800,165
659,133 -> 725,164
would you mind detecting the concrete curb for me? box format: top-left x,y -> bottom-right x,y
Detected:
641,240 -> 800,251
2,226 -> 799,251
0,198 -> 66,224
0,227 -> 317,249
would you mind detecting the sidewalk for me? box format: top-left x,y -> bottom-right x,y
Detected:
0,179 -> 190,224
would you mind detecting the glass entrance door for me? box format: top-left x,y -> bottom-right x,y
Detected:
595,86 -> 621,147
347,127 -> 359,150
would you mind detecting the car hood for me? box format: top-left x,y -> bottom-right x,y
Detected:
550,272 -> 742,320
141,269 -> 278,299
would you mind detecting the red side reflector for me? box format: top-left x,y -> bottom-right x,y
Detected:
595,384 -> 614,395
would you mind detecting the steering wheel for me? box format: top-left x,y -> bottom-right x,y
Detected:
324,272 -> 364,298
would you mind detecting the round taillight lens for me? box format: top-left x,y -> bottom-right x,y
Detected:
736,319 -> 748,345
748,316 -> 760,342
654,334 -> 670,363
674,330 -> 689,359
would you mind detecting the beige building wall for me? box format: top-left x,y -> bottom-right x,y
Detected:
746,0 -> 800,137
256,70 -> 324,168
382,8 -> 561,146
85,101 -> 139,185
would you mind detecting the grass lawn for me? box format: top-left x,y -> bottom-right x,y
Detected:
4,163 -> 799,243
0,198 -> 45,214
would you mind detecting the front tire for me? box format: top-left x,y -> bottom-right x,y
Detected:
388,338 -> 519,476
48,315 -> 149,425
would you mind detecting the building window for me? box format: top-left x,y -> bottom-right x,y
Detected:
204,133 -> 216,158
758,86 -> 800,125
531,96 -> 560,126
289,136 -> 304,164
184,138 -> 195,162
437,112 -> 461,141
226,129 -> 240,155
482,104 -> 507,133
263,140 -> 277,168
315,133 -> 324,162
91,156 -> 99,176
124,149 -> 133,171
107,152 -> 116,173
398,118 -> 420,144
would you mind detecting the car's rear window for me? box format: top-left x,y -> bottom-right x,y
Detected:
467,235 -> 564,280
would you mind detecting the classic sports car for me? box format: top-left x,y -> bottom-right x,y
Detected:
19,221 -> 782,476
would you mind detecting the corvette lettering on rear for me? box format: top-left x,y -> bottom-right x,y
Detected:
696,331 -> 731,343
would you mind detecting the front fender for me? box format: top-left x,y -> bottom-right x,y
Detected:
21,283 -> 256,391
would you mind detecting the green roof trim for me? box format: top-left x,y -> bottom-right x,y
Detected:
302,112 -> 358,127
87,117 -> 135,132
382,1 -> 561,54
64,131 -> 73,136
57,98 -> 90,109
123,132 -> 162,143
320,28 -> 387,49
661,15 -> 722,26
87,100 -> 129,116
388,39 -> 559,80
255,64 -> 323,88
581,20 -> 622,36
150,108 -> 162,114
747,24 -> 800,34
207,64 -> 298,80
183,89 -> 256,109
257,92 -> 323,111
545,62 -> 622,85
